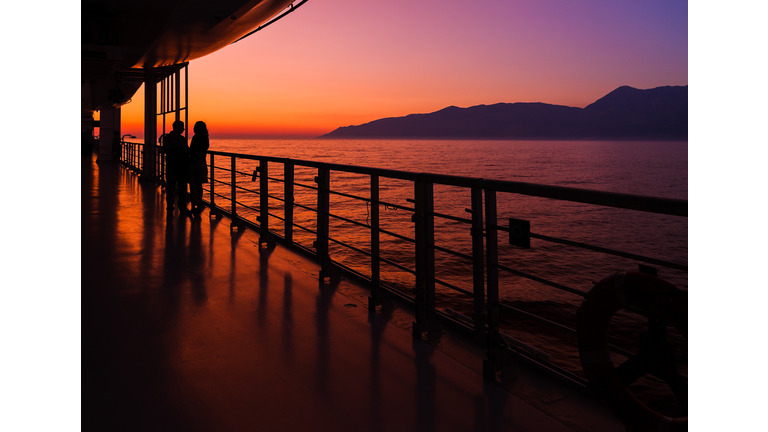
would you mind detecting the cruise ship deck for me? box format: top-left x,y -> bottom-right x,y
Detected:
81,154 -> 624,432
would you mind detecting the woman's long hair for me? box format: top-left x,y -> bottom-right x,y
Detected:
193,121 -> 208,136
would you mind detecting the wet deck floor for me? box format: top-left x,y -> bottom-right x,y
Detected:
82,155 -> 621,432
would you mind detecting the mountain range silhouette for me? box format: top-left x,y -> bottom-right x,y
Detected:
319,85 -> 687,140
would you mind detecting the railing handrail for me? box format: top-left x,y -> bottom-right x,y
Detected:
202,149 -> 686,217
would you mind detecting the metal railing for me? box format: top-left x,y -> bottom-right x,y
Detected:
119,141 -> 165,182
119,143 -> 688,390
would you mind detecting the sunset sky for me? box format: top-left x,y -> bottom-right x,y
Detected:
6,3 -> 768,428
120,0 -> 688,139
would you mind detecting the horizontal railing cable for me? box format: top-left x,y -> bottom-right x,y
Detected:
497,303 -> 635,358
235,202 -> 260,214
530,231 -> 687,271
433,244 -> 473,261
293,181 -> 317,190
329,189 -> 369,202
328,236 -> 371,258
432,211 -> 472,224
434,278 -> 473,297
496,263 -> 587,297
379,256 -> 416,275
328,212 -> 370,230
292,222 -> 317,236
233,184 -> 261,196
292,202 -> 318,213
378,227 -> 415,244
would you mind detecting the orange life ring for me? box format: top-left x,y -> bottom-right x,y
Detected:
577,271 -> 687,432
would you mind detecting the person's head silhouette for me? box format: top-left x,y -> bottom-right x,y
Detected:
172,120 -> 185,134
193,121 -> 208,135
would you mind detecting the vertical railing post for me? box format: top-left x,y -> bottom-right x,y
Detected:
315,166 -> 335,282
209,154 -> 221,220
258,159 -> 275,248
231,156 -> 237,215
209,154 -> 215,206
483,188 -> 501,380
412,178 -> 435,338
470,186 -> 486,343
368,175 -> 381,313
425,182 -> 435,318
413,181 -> 426,337
284,162 -> 294,243
230,156 -> 243,232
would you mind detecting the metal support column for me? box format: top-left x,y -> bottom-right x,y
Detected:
143,71 -> 157,180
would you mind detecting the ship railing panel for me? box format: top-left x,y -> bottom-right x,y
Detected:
116,145 -> 687,392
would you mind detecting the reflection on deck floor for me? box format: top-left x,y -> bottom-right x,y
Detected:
81,155 -> 618,432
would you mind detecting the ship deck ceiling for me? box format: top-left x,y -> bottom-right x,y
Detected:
81,154 -> 623,432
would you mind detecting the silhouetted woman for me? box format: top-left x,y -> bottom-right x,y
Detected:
188,121 -> 209,214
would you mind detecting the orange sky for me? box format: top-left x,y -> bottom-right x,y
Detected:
120,0 -> 688,139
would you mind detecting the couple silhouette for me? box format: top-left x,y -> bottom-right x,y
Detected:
164,120 -> 209,216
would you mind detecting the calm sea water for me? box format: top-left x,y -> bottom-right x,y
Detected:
207,138 -> 688,415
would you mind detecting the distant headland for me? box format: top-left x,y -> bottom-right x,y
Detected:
318,85 -> 687,140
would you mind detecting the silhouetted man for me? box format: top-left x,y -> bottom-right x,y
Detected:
164,120 -> 191,215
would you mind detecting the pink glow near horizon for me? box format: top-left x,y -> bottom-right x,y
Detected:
120,0 -> 688,139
